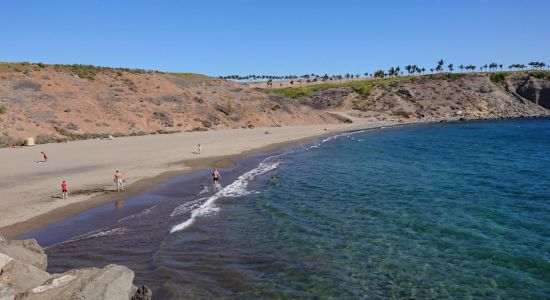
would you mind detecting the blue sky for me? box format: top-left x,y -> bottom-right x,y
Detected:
1,0 -> 549,76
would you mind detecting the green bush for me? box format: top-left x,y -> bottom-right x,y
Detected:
490,72 -> 510,84
529,71 -> 549,80
445,73 -> 465,81
393,110 -> 412,117
0,103 -> 6,114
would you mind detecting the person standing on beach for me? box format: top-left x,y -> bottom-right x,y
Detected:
114,170 -> 124,192
61,180 -> 68,199
197,144 -> 202,154
212,169 -> 221,188
41,151 -> 48,162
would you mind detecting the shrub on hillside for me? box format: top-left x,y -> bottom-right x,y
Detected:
0,134 -> 18,147
393,110 -> 412,118
153,111 -> 174,127
490,72 -> 510,84
65,122 -> 79,131
13,80 -> 42,91
35,135 -> 65,145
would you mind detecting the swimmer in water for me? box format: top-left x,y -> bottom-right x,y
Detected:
212,169 -> 221,188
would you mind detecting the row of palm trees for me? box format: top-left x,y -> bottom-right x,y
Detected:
220,60 -> 548,84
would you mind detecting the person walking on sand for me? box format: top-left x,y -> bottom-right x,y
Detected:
114,170 -> 124,192
197,144 -> 202,154
61,180 -> 68,199
41,151 -> 48,162
212,168 -> 221,188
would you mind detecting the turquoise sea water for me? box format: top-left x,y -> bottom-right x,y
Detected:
41,119 -> 550,299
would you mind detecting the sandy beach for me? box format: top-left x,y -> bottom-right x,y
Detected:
0,120 -> 399,238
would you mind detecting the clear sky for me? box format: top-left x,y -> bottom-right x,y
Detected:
1,0 -> 549,76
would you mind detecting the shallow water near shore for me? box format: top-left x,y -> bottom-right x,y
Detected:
23,119 -> 550,299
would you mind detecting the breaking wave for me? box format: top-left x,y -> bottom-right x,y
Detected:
170,158 -> 280,233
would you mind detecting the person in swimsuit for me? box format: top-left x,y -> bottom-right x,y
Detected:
212,169 -> 221,187
41,151 -> 48,162
61,180 -> 68,199
114,170 -> 124,192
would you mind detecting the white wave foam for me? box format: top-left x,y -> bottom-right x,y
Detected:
87,227 -> 127,238
118,204 -> 158,223
170,158 -> 280,233
170,197 -> 208,217
47,227 -> 127,249
198,185 -> 210,195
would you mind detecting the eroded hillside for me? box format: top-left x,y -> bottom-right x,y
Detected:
0,63 -> 339,146
1,63 -> 549,147
271,72 -> 550,121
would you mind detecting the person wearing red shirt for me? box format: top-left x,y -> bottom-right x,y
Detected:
61,180 -> 68,199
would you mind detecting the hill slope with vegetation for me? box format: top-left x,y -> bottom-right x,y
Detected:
0,63 -> 340,147
270,72 -> 550,121
1,62 -> 549,147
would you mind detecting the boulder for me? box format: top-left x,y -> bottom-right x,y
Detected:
0,253 -> 12,272
0,259 -> 51,293
0,283 -> 15,300
0,239 -> 47,271
131,285 -> 152,300
22,264 -> 135,300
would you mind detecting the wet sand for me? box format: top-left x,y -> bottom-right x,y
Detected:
0,121 -> 401,239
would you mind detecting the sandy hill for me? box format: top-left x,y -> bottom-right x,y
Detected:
1,63 -> 549,147
0,63 -> 339,146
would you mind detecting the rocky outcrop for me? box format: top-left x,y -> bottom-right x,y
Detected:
0,237 -> 150,300
309,87 -> 353,109
22,265 -> 134,300
131,285 -> 153,300
0,258 -> 51,293
0,239 -> 47,271
297,73 -> 550,122
504,73 -> 550,109
0,283 -> 15,300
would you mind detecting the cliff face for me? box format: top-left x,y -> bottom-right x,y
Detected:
290,73 -> 550,121
503,74 -> 550,109
0,63 -> 338,146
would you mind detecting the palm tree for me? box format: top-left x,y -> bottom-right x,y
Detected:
374,70 -> 385,78
435,59 -> 445,73
459,65 -> 464,72
448,63 -> 454,72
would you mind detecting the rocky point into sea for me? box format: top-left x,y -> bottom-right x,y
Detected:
0,235 -> 151,300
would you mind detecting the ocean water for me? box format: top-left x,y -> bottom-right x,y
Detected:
31,119 -> 550,299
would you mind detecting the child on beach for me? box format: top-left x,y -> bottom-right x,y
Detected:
114,170 -> 125,192
197,144 -> 202,154
61,180 -> 68,199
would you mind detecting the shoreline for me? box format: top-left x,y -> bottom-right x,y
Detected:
2,115 -> 546,240
1,120 -> 402,240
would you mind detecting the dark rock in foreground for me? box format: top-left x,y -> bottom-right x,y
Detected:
0,237 -> 151,300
